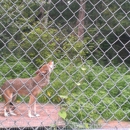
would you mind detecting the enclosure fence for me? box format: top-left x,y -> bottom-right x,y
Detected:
0,0 -> 130,129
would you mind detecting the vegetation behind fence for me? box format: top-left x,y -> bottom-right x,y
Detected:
0,0 -> 130,129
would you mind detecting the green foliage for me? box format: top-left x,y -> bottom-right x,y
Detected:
49,0 -> 79,25
1,0 -> 130,66
51,60 -> 129,126
0,57 -> 35,85
7,27 -> 87,65
0,1 -> 39,45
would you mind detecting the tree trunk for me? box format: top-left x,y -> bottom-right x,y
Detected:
36,0 -> 51,27
77,0 -> 86,41
44,0 -> 51,26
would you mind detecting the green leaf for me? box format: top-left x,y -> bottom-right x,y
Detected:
84,123 -> 89,128
59,95 -> 68,99
81,67 -> 86,71
58,109 -> 67,120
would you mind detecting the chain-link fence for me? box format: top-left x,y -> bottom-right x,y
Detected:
0,0 -> 130,129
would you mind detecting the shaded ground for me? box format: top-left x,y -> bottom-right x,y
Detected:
0,103 -> 130,129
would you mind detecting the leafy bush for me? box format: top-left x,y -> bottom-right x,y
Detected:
7,27 -> 88,66
0,57 -> 35,85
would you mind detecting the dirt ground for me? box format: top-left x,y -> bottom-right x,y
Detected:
99,120 -> 130,128
0,103 -> 65,128
0,103 -> 130,129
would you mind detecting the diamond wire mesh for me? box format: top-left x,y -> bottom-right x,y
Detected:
0,0 -> 130,129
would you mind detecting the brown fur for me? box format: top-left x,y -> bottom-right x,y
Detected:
0,61 -> 54,117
